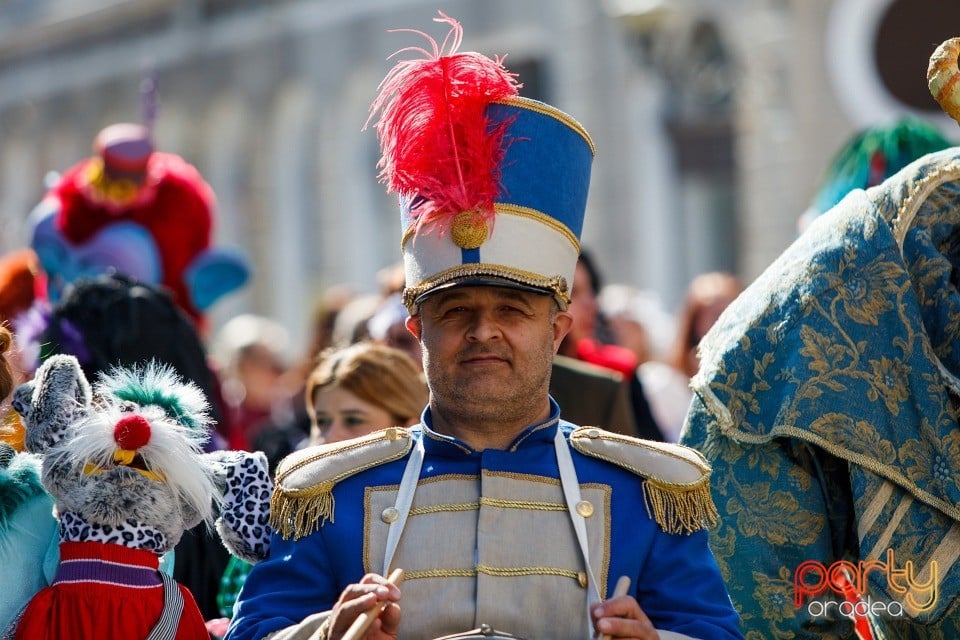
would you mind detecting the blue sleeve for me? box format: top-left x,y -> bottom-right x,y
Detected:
224,529 -> 339,640
637,527 -> 744,639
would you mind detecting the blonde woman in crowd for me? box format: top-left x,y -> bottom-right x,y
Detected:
306,341 -> 427,445
210,341 -> 428,637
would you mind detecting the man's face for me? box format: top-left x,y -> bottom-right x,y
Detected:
406,286 -> 572,425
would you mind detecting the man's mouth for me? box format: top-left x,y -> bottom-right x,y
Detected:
461,353 -> 509,365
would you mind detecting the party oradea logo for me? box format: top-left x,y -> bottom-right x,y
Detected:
793,549 -> 937,640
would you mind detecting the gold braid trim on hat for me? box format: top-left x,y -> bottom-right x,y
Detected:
403,263 -> 570,311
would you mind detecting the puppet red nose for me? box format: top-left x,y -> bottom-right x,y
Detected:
114,415 -> 152,450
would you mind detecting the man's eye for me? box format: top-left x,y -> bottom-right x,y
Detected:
442,306 -> 468,316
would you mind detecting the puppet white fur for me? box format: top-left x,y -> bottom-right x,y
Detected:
15,357 -> 223,550
7,354 -> 272,639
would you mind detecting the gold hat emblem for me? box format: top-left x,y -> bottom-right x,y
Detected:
450,211 -> 489,249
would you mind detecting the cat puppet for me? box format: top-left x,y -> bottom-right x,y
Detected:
6,354 -> 271,640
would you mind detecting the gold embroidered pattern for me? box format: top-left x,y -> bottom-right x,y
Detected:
697,407 -> 960,523
891,159 -> 960,250
683,149 -> 960,635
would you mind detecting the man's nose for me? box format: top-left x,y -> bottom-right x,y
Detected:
466,311 -> 502,342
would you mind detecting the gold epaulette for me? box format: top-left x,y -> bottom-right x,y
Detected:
569,427 -> 718,535
270,427 -> 413,540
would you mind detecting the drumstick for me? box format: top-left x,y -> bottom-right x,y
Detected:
341,568 -> 404,640
598,575 -> 632,640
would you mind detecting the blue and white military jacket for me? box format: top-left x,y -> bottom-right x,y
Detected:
226,402 -> 742,640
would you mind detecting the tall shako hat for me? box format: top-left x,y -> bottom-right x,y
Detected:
367,13 -> 595,313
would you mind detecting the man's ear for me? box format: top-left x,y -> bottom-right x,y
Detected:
552,309 -> 574,353
405,314 -> 423,341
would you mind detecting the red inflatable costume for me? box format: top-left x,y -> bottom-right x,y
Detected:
29,123 -> 247,325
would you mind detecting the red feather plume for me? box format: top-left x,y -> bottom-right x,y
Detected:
365,12 -> 521,235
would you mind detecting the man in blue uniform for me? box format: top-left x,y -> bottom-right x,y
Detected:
226,14 -> 742,640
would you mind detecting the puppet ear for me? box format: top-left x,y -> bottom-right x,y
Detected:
183,248 -> 250,311
18,355 -> 91,454
206,450 -> 273,564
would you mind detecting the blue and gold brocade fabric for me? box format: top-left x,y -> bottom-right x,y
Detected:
683,148 -> 960,639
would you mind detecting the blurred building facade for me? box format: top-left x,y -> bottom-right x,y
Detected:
0,0 -> 954,347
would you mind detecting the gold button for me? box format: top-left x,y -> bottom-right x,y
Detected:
587,429 -> 600,439
381,507 -> 400,523
578,571 -> 588,588
385,427 -> 398,441
576,500 -> 594,518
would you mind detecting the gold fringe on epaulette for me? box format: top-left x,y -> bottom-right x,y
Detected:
642,475 -> 719,535
269,480 -> 335,540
